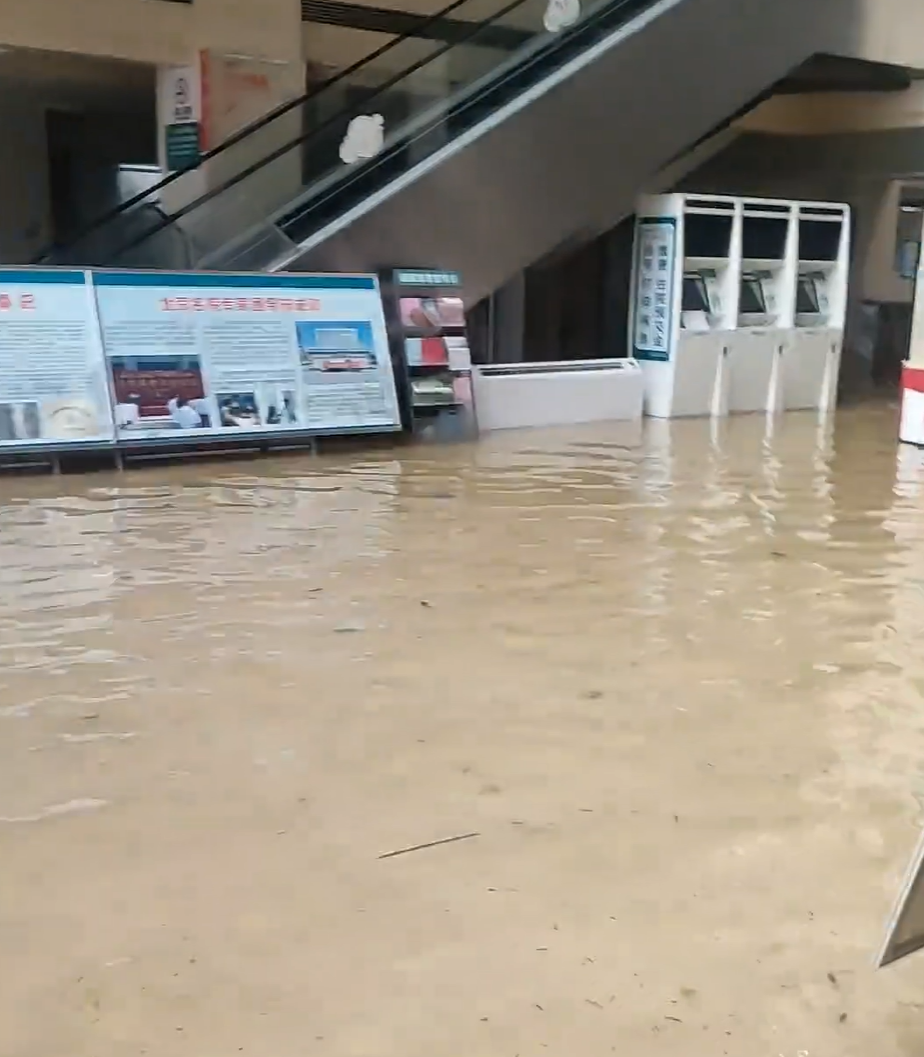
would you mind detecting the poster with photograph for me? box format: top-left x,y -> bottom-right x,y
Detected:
91,271 -> 401,441
399,295 -> 466,333
0,270 -> 115,449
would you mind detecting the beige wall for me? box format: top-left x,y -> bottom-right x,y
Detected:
845,0 -> 924,67
2,0 -> 924,110
0,0 -> 303,66
740,87 -> 924,137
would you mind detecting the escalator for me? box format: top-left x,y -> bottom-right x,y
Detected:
35,0 -> 860,303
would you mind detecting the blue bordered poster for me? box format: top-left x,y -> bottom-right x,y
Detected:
91,271 -> 401,441
0,269 -> 114,450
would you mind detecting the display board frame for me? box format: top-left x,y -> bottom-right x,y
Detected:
93,270 -> 402,450
0,266 -> 405,467
878,825 -> 924,967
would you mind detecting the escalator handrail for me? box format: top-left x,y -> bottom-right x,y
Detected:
103,0 -> 658,266
100,0 -> 549,263
276,0 -> 652,237
28,0 -> 494,265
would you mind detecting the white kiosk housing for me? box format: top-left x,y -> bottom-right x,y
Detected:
729,199 -> 797,413
629,194 -> 740,418
629,194 -> 850,418
786,201 -> 850,411
472,359 -> 644,431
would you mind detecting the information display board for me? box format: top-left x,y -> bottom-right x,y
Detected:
0,269 -> 114,449
91,271 -> 402,443
878,824 -> 924,967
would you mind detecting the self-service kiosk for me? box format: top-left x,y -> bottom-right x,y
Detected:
784,202 -> 850,411
630,194 -> 740,418
728,199 -> 797,413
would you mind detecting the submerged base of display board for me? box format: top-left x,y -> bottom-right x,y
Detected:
0,442 -> 118,476
473,359 -> 644,431
0,428 -> 410,476
116,424 -> 402,459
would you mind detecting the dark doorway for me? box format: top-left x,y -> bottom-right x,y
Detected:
523,237 -> 607,361
46,109 -> 87,246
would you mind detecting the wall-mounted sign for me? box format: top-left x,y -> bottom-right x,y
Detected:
158,63 -> 203,171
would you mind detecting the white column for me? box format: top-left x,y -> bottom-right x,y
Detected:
154,49 -> 305,266
906,210 -> 924,368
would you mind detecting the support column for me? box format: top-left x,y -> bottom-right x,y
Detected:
847,180 -> 915,392
899,211 -> 924,444
907,210 -> 924,369
155,48 -> 305,267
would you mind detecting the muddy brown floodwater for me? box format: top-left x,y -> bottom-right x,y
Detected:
5,402 -> 924,1056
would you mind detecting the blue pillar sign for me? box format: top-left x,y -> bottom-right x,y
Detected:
632,218 -> 675,362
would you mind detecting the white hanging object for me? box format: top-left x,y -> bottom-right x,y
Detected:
543,0 -> 580,32
339,114 -> 385,165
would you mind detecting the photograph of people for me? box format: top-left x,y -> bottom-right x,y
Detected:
218,393 -> 261,428
167,396 -> 210,430
258,386 -> 298,427
114,398 -> 141,429
109,355 -> 212,435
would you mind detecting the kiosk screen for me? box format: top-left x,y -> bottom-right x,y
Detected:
796,276 -> 821,315
682,274 -> 710,313
739,276 -> 767,315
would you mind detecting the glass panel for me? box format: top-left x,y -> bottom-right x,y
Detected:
61,0 -> 654,270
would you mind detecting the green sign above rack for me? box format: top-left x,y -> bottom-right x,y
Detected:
396,270 -> 461,287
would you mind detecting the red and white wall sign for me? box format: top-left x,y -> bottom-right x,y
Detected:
900,364 -> 924,446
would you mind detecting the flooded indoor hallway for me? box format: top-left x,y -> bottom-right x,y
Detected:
4,403 -> 924,1056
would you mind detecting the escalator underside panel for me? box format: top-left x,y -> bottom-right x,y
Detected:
279,0 -> 860,302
